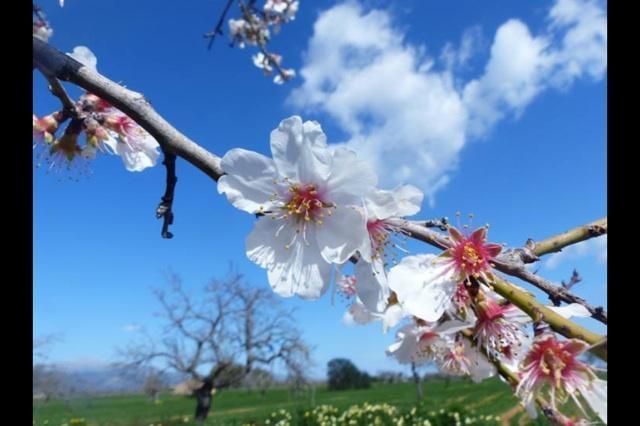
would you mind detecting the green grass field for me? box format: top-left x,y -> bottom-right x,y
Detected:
31,379 -> 561,426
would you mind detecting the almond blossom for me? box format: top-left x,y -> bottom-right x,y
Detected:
437,338 -> 497,383
386,319 -> 472,366
217,116 -> 376,299
516,333 -> 607,424
353,185 -> 423,313
388,226 -> 502,323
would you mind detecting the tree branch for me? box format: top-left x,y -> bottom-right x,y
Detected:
45,76 -> 77,119
386,218 -> 607,361
33,36 -> 225,182
530,217 -> 607,258
390,218 -> 608,325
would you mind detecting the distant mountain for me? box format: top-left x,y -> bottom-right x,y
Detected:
36,362 -> 187,396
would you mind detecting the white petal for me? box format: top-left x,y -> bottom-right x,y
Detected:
433,318 -> 475,335
346,300 -> 376,325
581,378 -> 607,424
549,303 -> 591,319
266,240 -> 332,299
316,205 -> 367,264
115,142 -> 159,172
381,304 -> 405,333
68,46 -> 97,72
302,120 -> 328,149
245,216 -> 285,269
269,116 -> 331,183
524,399 -> 538,419
466,341 -> 496,383
364,189 -> 397,220
392,184 -> 424,217
247,218 -> 331,299
326,147 -> 377,205
354,258 -> 389,313
218,148 -> 278,214
386,325 -> 419,364
101,134 -> 119,154
388,254 -> 457,322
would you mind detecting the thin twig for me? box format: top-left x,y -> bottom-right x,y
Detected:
204,0 -> 236,50
156,150 -> 177,239
45,75 -> 77,119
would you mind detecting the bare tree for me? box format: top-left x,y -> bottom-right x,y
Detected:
143,370 -> 165,402
117,267 -> 312,421
33,334 -> 64,402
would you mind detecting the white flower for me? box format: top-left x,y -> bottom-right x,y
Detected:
516,334 -> 606,424
386,319 -> 471,365
353,185 -> 423,313
218,116 -> 377,299
264,0 -> 299,23
33,22 -> 53,42
103,113 -> 161,172
67,46 -> 98,73
274,68 -> 296,84
437,339 -> 496,383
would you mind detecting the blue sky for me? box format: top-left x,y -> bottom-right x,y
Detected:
33,0 -> 606,379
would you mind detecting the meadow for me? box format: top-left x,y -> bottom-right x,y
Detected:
32,378 -> 564,426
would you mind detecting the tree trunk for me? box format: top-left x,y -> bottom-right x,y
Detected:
194,380 -> 214,421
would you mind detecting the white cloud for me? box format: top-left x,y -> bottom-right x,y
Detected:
544,234 -> 607,269
289,0 -> 606,204
440,26 -> 484,72
122,324 -> 142,333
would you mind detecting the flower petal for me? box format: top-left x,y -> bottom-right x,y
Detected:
466,340 -> 497,383
549,303 -> 591,319
218,148 -> 278,214
68,46 -> 97,72
115,138 -> 160,172
354,258 -> 389,313
266,240 -> 332,299
316,205 -> 367,264
269,116 -> 331,183
364,189 -> 397,220
392,185 -> 423,217
381,304 -> 404,333
388,254 -> 457,322
247,218 -> 332,299
581,378 -> 607,424
325,147 -> 377,205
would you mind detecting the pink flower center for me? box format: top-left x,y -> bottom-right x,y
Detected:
453,283 -> 471,310
106,115 -> 136,138
283,183 -> 331,224
337,276 -> 357,298
453,241 -> 488,276
523,336 -> 585,389
367,219 -> 392,256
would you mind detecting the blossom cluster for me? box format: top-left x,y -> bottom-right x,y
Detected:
217,116 -> 607,424
226,1 -> 298,84
33,48 -> 160,176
